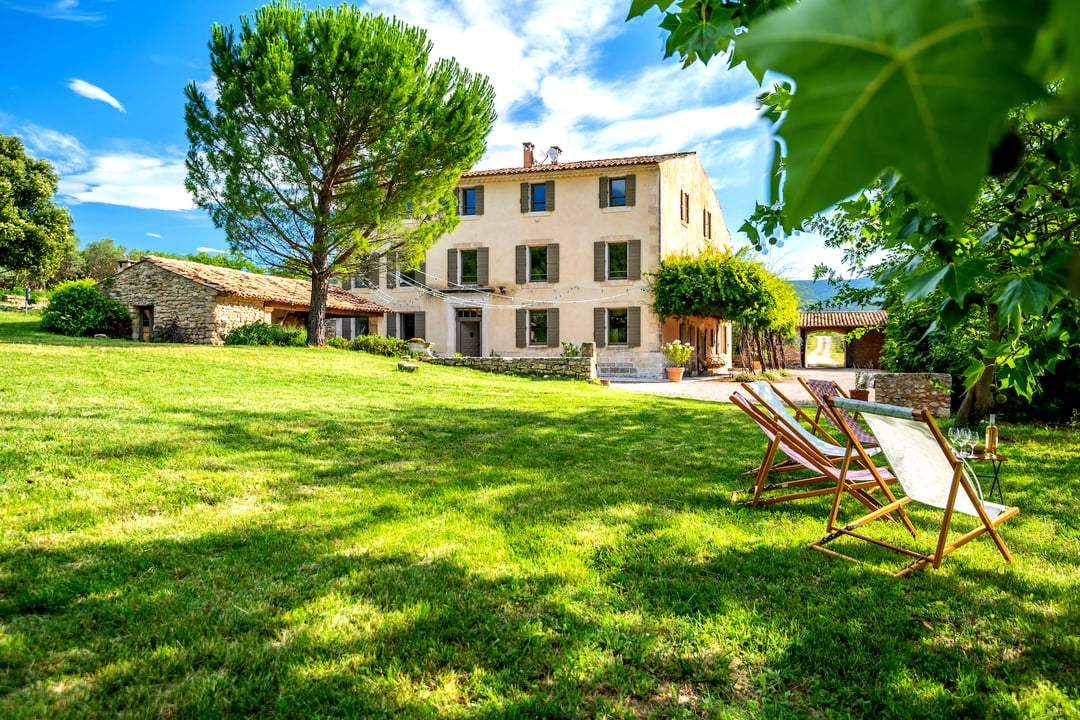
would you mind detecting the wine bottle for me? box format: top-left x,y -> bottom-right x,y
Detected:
985,414 -> 998,455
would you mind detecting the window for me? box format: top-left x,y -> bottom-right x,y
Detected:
399,259 -> 425,287
609,178 -> 626,207
530,183 -> 546,211
460,249 -> 478,284
607,242 -> 628,280
703,208 -> 713,239
529,246 -> 547,282
388,311 -> 425,340
401,313 -> 416,340
461,188 -> 476,215
680,190 -> 691,224
529,310 -> 548,345
520,181 -> 555,213
594,239 -> 640,281
356,316 -> 370,336
608,308 -> 628,345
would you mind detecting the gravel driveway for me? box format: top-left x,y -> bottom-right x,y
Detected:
607,368 -> 874,404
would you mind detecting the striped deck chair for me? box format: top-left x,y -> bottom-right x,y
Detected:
798,377 -> 878,447
810,397 -> 1019,576
731,391 -> 902,511
738,381 -> 879,482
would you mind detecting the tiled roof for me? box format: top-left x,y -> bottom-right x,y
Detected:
798,311 -> 887,329
461,151 -> 697,179
138,256 -> 390,315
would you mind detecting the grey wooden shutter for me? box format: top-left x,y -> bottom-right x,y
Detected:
386,252 -> 398,289
628,239 -> 641,280
386,313 -> 397,338
516,309 -> 527,347
447,249 -> 458,286
416,260 -> 426,287
625,174 -> 636,206
594,241 -> 606,282
599,176 -> 609,208
545,180 -> 555,211
477,247 -> 489,286
366,255 -> 379,287
628,307 -> 641,347
475,186 -> 484,215
454,188 -> 462,216
520,183 -> 529,213
547,308 -> 560,347
515,245 -> 527,285
594,307 -> 607,347
340,317 -> 353,340
547,244 -> 559,283
415,312 -> 426,340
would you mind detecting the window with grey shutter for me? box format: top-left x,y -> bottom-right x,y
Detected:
516,309 -> 527,347
594,241 -> 606,282
628,307 -> 641,347
594,307 -> 607,347
625,174 -> 636,206
545,180 -> 555,211
520,183 -> 529,213
628,239 -> 641,280
416,260 -> 426,287
386,313 -> 397,338
516,245 -> 527,285
386,252 -> 398,289
454,188 -> 462,216
366,255 -> 379,288
547,244 -> 559,283
475,186 -> 485,215
477,247 -> 489,286
340,317 -> 353,340
414,311 -> 426,340
599,176 -> 609,208
447,248 -> 458,286
547,308 -> 560,347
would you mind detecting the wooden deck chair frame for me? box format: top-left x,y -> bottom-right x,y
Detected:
738,381 -> 871,482
730,391 -> 901,511
809,397 -> 1020,577
797,377 -> 878,448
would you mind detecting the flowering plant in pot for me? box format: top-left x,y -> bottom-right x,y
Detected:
661,340 -> 693,382
851,369 -> 874,401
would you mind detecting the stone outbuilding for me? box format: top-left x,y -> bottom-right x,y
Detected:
103,256 -> 390,344
798,310 -> 887,368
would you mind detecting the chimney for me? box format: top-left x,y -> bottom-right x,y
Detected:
117,259 -> 134,272
523,141 -> 534,168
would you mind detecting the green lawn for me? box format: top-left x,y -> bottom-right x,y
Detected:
1,313 -> 1077,719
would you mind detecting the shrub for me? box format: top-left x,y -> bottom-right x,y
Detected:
39,279 -> 131,338
149,320 -> 188,344
327,335 -> 349,349
223,322 -> 306,347
732,372 -> 757,383
348,335 -> 409,357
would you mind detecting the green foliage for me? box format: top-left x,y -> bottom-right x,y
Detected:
223,322 -> 307,347
39,279 -> 131,338
149,319 -> 188,344
650,247 -> 798,333
347,334 -> 409,357
326,335 -> 349,349
0,134 -> 76,280
661,340 -> 694,366
80,238 -> 129,281
184,3 -> 496,344
560,341 -> 581,358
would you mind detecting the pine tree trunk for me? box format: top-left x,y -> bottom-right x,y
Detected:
307,274 -> 330,346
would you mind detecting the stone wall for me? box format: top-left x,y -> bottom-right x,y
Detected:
596,347 -> 664,379
211,295 -> 272,344
874,372 -> 952,417
423,341 -> 597,380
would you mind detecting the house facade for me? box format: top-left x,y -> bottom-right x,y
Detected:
342,146 -> 732,377
105,256 -> 389,344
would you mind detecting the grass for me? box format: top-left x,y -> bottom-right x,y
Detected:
1,313 -> 1078,719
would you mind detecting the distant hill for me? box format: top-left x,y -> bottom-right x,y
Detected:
790,278 -> 880,311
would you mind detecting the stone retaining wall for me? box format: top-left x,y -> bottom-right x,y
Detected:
422,355 -> 596,380
874,372 -> 952,417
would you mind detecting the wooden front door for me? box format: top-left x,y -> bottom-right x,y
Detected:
457,319 -> 481,357
138,306 -> 153,341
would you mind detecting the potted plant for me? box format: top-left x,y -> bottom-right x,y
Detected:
661,340 -> 694,382
851,369 -> 874,401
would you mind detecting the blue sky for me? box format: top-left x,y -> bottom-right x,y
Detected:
0,0 -> 837,278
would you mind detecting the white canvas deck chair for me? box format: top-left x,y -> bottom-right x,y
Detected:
738,381 -> 879,483
810,397 -> 1020,576
731,390 -> 901,512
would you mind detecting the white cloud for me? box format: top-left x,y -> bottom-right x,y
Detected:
146,233 -> 161,238
0,0 -> 103,21
68,78 -> 125,113
195,76 -> 219,103
60,153 -> 194,211
17,124 -> 88,173
197,247 -> 227,254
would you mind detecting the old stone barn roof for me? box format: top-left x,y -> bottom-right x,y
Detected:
137,256 -> 390,316
798,310 -> 887,331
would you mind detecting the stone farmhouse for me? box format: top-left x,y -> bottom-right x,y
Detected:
104,256 -> 389,344
340,145 -> 733,378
